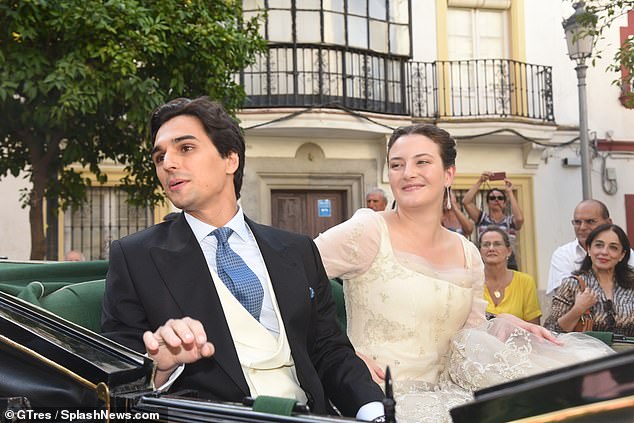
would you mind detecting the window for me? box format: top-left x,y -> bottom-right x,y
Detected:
62,187 -> 155,260
446,7 -> 511,116
240,0 -> 410,112
447,8 -> 508,60
243,0 -> 411,56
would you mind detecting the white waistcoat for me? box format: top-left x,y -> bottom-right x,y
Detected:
211,268 -> 307,403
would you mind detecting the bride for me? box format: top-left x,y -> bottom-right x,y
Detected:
314,124 -> 613,423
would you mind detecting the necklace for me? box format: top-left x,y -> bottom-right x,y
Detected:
487,283 -> 504,300
486,271 -> 512,301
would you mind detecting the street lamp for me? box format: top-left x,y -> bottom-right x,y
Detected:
563,1 -> 596,200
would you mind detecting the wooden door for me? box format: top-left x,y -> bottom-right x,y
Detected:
271,190 -> 346,238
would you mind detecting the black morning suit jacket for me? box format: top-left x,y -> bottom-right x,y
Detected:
101,213 -> 384,417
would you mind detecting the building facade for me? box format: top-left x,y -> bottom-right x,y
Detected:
0,1 -> 632,299
235,0 -> 634,290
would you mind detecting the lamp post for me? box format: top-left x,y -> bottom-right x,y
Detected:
563,1 -> 595,200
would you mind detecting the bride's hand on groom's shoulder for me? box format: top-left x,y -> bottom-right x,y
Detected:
497,313 -> 563,345
356,351 -> 386,385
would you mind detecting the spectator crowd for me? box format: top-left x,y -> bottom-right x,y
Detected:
366,182 -> 634,332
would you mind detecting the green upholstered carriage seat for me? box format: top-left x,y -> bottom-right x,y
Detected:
40,279 -> 106,333
0,260 -> 347,335
0,260 -> 108,285
0,260 -> 108,333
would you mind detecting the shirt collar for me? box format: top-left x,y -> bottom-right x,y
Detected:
574,239 -> 588,262
184,207 -> 250,243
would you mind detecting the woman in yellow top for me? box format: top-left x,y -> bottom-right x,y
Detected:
480,227 -> 542,323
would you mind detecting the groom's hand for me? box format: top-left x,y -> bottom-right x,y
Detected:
144,317 -> 215,386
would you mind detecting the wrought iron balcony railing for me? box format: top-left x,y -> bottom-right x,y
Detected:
238,44 -> 554,122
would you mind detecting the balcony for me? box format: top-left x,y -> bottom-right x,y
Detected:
238,44 -> 554,123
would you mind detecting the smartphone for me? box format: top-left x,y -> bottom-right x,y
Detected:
489,172 -> 506,181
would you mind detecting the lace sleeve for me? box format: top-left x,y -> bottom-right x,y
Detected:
543,277 -> 578,332
314,209 -> 381,280
462,237 -> 488,328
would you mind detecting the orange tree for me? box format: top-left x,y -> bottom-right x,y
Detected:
0,0 -> 265,259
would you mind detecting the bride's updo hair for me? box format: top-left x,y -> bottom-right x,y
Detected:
387,124 -> 457,169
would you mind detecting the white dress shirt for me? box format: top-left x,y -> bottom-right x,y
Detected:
547,239 -> 634,294
186,208 -> 279,335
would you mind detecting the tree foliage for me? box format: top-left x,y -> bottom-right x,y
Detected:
0,0 -> 265,259
574,1 -> 634,105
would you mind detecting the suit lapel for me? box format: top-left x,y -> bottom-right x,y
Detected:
149,216 -> 249,396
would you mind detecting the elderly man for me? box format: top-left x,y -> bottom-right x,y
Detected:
547,199 -> 634,295
366,188 -> 388,212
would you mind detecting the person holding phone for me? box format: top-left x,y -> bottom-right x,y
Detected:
463,171 -> 524,270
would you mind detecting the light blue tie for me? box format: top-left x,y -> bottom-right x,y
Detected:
212,227 -> 264,319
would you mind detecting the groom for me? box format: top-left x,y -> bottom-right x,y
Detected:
101,97 -> 384,420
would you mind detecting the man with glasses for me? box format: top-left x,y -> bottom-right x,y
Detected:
546,199 -> 634,295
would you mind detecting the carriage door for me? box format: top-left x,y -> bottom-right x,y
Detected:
271,190 -> 347,238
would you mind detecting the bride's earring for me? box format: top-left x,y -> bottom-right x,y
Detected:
446,186 -> 452,210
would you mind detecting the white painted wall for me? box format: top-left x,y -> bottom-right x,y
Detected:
246,136 -> 381,159
0,173 -> 31,260
524,0 -> 579,125
585,13 -> 634,139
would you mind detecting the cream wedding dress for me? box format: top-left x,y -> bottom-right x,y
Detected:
315,209 -> 614,423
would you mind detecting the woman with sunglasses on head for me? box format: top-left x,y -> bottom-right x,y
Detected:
545,224 -> 634,336
463,172 -> 524,270
480,227 -> 541,324
315,124 -> 612,423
